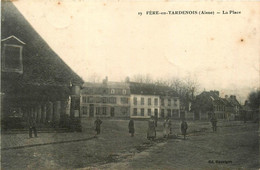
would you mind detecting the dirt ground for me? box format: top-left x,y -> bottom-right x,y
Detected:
1,119 -> 259,170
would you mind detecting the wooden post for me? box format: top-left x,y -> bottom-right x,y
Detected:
46,101 -> 53,123
37,105 -> 42,123
53,101 -> 61,126
42,105 -> 47,123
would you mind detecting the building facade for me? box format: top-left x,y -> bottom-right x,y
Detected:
1,2 -> 83,130
192,91 -> 242,120
80,78 -> 130,118
129,82 -> 180,119
130,94 -> 160,118
160,96 -> 180,119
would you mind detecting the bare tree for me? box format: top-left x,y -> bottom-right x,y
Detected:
87,73 -> 101,83
131,74 -> 154,84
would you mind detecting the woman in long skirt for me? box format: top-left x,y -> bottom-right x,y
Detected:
147,116 -> 156,140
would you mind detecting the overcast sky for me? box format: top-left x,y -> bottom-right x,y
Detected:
13,1 -> 259,101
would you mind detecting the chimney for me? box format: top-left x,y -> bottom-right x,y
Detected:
230,95 -> 236,100
125,76 -> 130,83
103,76 -> 108,84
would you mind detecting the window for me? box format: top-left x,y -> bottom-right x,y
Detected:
148,98 -> 151,105
148,109 -> 151,116
2,44 -> 23,73
141,97 -> 144,105
168,99 -> 171,106
173,110 -> 179,117
167,109 -> 171,117
121,107 -> 128,115
141,108 -> 144,116
83,107 -> 88,115
133,108 -> 137,116
102,97 -> 107,103
102,107 -> 107,115
154,98 -> 158,106
122,89 -> 127,95
96,107 -> 101,115
174,99 -> 177,106
111,89 -> 115,94
161,99 -> 164,106
82,96 -> 87,103
161,109 -> 165,118
121,97 -> 128,104
109,97 -> 116,104
96,97 -> 101,103
134,97 -> 137,105
88,96 -> 94,103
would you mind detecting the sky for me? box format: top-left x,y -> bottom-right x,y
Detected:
12,0 -> 260,102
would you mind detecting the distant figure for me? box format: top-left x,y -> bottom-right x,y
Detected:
243,111 -> 247,123
147,116 -> 156,140
181,120 -> 188,140
163,118 -> 170,138
94,117 -> 102,135
28,115 -> 37,138
210,113 -> 217,132
128,119 -> 135,137
154,115 -> 158,127
164,118 -> 172,138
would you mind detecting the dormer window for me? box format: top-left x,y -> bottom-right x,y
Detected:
1,36 -> 25,74
2,44 -> 23,73
111,89 -> 115,94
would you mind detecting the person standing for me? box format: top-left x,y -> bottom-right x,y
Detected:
147,116 -> 156,140
163,118 -> 168,138
163,117 -> 172,138
181,120 -> 188,140
28,115 -> 37,138
154,115 -> 158,127
210,113 -> 217,132
94,117 -> 102,135
128,119 -> 135,137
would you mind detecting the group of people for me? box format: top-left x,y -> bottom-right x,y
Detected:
147,116 -> 188,140
27,113 -> 217,139
94,116 -> 188,140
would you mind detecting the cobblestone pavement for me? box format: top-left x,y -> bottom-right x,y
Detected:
1,119 -> 257,170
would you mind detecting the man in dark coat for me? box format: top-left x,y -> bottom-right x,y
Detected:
210,113 -> 217,132
94,117 -> 102,135
128,119 -> 135,137
28,115 -> 37,138
181,120 -> 188,140
154,115 -> 158,127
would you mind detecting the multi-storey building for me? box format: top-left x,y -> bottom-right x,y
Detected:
129,82 -> 180,119
80,78 -> 130,117
160,96 -> 180,119
191,91 -> 242,120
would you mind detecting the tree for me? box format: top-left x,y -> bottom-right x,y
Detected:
87,73 -> 101,83
131,74 -> 154,84
248,90 -> 260,110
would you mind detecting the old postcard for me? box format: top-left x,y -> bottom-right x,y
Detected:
1,0 -> 259,169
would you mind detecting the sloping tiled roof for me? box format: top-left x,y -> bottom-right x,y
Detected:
1,2 -> 83,87
107,82 -> 130,89
222,98 -> 233,107
129,82 -> 178,96
199,91 -> 225,105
